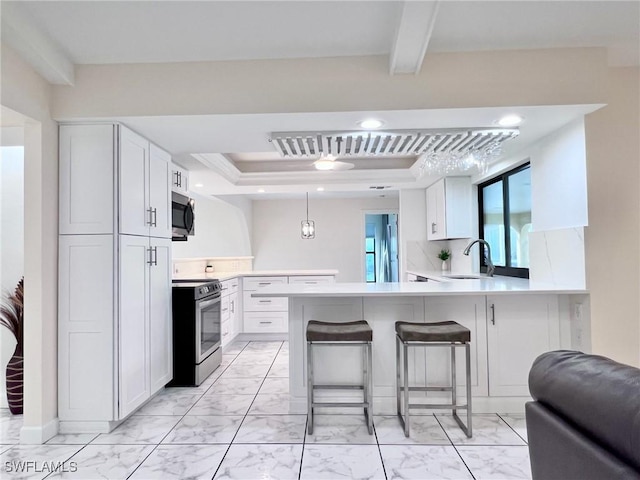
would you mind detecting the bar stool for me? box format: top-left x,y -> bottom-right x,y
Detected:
306,320 -> 373,435
395,320 -> 472,438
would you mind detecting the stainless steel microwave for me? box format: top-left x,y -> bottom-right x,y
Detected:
172,192 -> 195,240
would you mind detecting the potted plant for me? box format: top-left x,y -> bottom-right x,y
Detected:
438,249 -> 451,272
0,278 -> 23,414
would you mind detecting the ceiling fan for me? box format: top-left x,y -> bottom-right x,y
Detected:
313,154 -> 354,171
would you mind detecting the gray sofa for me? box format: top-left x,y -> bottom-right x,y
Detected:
526,350 -> 640,480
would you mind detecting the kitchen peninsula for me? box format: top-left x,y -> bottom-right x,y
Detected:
253,277 -> 589,414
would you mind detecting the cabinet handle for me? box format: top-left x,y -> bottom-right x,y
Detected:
304,281 -> 317,284
490,303 -> 495,325
174,170 -> 182,187
152,207 -> 157,227
147,208 -> 154,226
223,331 -> 229,337
153,246 -> 158,266
259,299 -> 271,303
231,300 -> 235,313
147,247 -> 154,266
222,308 -> 228,312
259,321 -> 272,324
258,282 -> 271,286
431,222 -> 437,234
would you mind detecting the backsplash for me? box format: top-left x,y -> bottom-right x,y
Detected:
529,227 -> 586,287
173,256 -> 254,275
405,239 -> 476,274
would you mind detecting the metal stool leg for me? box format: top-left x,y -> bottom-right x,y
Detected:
307,341 -> 314,435
365,342 -> 373,434
465,342 -> 472,438
403,341 -> 410,437
451,344 -> 457,416
396,335 -> 401,417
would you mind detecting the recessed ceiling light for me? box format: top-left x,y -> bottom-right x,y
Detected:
257,188 -> 265,193
497,114 -> 524,127
194,183 -> 204,188
317,187 -> 324,191
358,119 -> 384,129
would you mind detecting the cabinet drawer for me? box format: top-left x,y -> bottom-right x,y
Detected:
221,296 -> 231,322
244,292 -> 288,312
244,311 -> 288,333
221,278 -> 240,295
243,276 -> 288,291
288,275 -> 335,285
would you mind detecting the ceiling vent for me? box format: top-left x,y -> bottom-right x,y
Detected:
270,128 -> 519,159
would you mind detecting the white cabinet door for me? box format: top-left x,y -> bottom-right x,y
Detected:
59,125 -> 115,235
119,127 -> 150,237
487,295 -> 560,396
426,179 -> 445,240
171,164 -> 189,194
58,235 -> 115,421
426,177 -> 471,240
119,235 -> 150,418
149,238 -> 172,393
149,145 -> 172,239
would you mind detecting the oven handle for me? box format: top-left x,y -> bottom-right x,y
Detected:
197,294 -> 221,309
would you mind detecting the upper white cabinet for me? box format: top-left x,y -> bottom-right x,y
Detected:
171,163 -> 189,195
119,129 -> 172,238
60,124 -> 171,239
426,177 -> 472,240
486,295 -> 560,396
59,125 -> 115,235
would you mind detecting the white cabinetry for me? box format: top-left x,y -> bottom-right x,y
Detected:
486,295 -> 560,396
171,163 -> 189,194
119,129 -> 171,238
221,278 -> 241,347
244,276 -> 289,333
426,177 -> 472,240
58,124 -> 172,431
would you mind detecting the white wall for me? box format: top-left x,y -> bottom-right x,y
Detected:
172,193 -> 252,259
0,146 -> 24,409
2,43 -> 59,442
531,118 -> 588,231
252,196 -> 399,282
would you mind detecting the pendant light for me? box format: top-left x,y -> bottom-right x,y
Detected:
301,192 -> 315,239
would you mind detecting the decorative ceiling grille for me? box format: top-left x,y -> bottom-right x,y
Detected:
270,128 -> 519,159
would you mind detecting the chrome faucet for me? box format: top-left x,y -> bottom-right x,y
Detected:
463,239 -> 495,277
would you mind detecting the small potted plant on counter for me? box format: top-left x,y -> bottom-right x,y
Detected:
438,249 -> 451,272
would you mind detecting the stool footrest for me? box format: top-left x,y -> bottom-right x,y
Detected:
313,385 -> 364,390
312,402 -> 370,408
407,403 -> 469,409
400,385 -> 454,392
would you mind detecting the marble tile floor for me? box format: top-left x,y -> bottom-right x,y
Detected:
0,340 -> 531,479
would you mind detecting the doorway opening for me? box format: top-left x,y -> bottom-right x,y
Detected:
364,213 -> 399,283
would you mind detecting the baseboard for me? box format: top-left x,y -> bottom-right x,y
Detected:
20,417 -> 58,444
235,332 -> 288,342
58,419 -> 123,434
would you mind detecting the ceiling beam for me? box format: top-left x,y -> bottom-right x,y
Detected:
1,2 -> 75,85
389,1 -> 441,75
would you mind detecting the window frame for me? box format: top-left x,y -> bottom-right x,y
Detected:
365,236 -> 376,283
477,162 -> 531,279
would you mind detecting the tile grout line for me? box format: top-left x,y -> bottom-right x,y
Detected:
496,413 -> 528,445
212,340 -> 285,479
434,413 -> 477,480
127,341 -> 253,480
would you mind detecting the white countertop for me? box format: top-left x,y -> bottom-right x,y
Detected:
252,276 -> 587,297
173,269 -> 339,282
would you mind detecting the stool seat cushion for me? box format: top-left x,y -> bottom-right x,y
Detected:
395,321 -> 470,343
307,320 -> 373,342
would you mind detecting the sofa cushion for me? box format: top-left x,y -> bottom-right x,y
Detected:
529,350 -> 640,472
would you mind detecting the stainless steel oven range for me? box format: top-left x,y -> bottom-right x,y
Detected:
170,280 -> 222,386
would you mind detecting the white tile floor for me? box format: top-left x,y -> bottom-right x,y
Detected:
0,340 -> 532,479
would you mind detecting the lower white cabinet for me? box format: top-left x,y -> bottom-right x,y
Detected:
58,234 -> 172,429
221,278 -> 241,347
486,295 -> 560,396
243,276 -> 290,333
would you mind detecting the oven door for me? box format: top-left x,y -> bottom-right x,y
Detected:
195,293 -> 221,364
